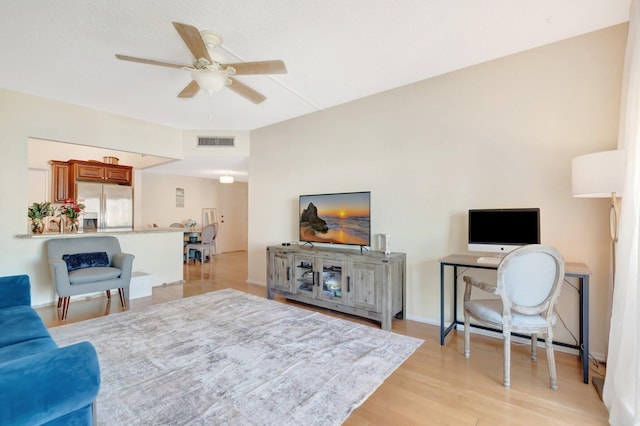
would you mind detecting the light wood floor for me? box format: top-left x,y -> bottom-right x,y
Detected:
37,251 -> 608,425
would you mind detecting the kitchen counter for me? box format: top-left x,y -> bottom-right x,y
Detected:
14,228 -> 185,306
16,227 -> 183,239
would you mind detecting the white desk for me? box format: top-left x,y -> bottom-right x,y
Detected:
439,254 -> 591,384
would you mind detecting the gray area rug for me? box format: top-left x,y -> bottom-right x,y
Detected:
50,289 -> 423,425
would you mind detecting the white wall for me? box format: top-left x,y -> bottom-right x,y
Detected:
248,25 -> 627,357
0,89 -> 185,304
139,173 -> 219,228
181,129 -> 250,156
139,173 -> 248,253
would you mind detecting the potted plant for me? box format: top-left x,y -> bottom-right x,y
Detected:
27,202 -> 53,234
58,199 -> 85,232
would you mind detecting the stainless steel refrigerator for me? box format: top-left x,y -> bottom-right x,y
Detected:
76,182 -> 133,231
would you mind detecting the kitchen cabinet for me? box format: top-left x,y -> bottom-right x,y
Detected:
50,161 -> 70,203
50,159 -> 132,202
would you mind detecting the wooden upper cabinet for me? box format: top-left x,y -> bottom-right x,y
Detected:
105,165 -> 132,184
50,161 -> 70,203
50,159 -> 132,202
73,162 -> 105,182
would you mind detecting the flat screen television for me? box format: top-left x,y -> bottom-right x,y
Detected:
299,191 -> 371,246
468,208 -> 540,254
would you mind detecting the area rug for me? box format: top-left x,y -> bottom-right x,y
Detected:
49,289 -> 423,425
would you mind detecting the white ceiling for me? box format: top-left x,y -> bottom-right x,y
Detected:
2,1 -> 631,180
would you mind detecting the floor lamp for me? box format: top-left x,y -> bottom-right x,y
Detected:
571,149 -> 625,400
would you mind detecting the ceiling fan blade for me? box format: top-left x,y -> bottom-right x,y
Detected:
115,54 -> 186,69
178,80 -> 200,98
172,21 -> 212,63
228,78 -> 266,104
226,60 -> 287,75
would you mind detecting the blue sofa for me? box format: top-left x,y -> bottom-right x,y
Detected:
0,275 -> 100,425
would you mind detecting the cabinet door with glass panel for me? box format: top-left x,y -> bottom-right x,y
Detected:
293,255 -> 317,298
317,259 -> 347,305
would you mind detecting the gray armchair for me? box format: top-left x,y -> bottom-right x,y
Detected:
47,236 -> 135,320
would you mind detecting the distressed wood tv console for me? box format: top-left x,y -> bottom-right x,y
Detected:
267,245 -> 406,331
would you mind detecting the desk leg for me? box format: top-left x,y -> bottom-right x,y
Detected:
453,265 -> 458,329
581,275 -> 590,384
440,262 -> 445,345
440,263 -> 459,345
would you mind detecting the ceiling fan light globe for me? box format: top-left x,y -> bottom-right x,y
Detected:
191,69 -> 227,94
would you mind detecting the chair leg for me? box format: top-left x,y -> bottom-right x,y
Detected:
106,289 -> 111,299
463,311 -> 470,358
503,331 -> 511,388
57,297 -> 62,308
118,288 -> 127,309
60,297 -> 71,321
545,332 -> 558,390
200,249 -> 205,279
531,333 -> 537,361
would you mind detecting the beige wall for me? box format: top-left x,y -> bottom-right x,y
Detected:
181,129 -> 250,156
140,173 -> 219,228
0,90 -> 183,305
248,25 -> 627,357
139,173 -> 248,253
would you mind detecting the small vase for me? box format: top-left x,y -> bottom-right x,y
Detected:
31,218 -> 44,234
68,218 -> 79,233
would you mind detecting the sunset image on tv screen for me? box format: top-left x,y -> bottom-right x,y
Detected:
299,192 -> 370,246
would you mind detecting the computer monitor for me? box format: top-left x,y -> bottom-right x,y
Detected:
467,208 -> 540,254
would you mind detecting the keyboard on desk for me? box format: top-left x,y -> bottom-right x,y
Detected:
476,256 -> 502,265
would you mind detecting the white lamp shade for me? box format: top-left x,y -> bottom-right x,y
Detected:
219,175 -> 234,184
572,149 -> 625,198
191,69 -> 228,94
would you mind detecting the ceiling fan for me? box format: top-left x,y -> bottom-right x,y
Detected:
115,21 -> 287,104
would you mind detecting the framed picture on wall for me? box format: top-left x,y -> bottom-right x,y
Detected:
176,188 -> 184,208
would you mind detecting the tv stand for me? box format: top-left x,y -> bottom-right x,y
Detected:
267,245 -> 406,331
300,241 -> 314,248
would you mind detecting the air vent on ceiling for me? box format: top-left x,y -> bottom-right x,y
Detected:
197,136 -> 235,147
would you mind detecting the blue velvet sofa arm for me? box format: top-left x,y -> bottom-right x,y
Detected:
0,341 -> 101,425
0,275 -> 31,309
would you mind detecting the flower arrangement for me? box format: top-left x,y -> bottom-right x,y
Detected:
58,199 -> 85,219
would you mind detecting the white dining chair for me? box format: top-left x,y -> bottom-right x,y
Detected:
463,244 -> 565,389
185,223 -> 216,279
